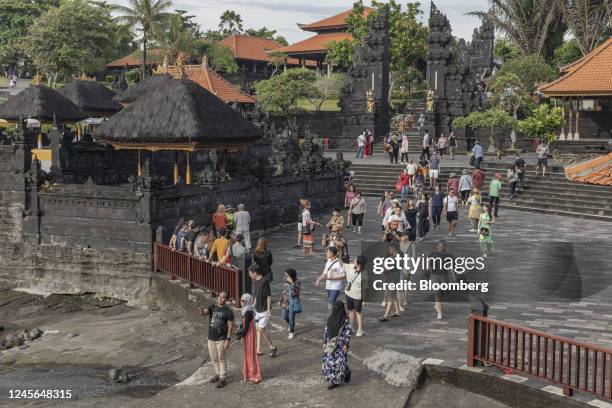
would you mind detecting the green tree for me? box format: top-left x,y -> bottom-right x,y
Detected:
498,54 -> 558,93
326,39 -> 355,70
244,27 -> 288,45
490,72 -> 532,119
155,13 -> 194,62
0,0 -> 60,68
113,0 -> 174,79
453,108 -> 516,153
254,68 -> 318,119
472,0 -> 566,60
193,40 -> 238,73
494,38 -> 520,63
20,0 -> 120,87
218,9 -> 243,37
561,0 -> 609,55
554,38 -> 583,66
174,9 -> 202,38
306,73 -> 345,112
517,104 -> 564,143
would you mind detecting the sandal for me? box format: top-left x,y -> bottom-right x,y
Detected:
390,313 -> 401,318
269,346 -> 277,358
257,352 -> 263,356
377,316 -> 389,322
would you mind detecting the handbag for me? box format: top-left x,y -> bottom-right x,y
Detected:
480,227 -> 490,236
288,284 -> 302,313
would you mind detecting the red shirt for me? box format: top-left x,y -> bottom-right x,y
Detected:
399,173 -> 410,186
447,177 -> 459,193
212,212 -> 228,231
472,170 -> 485,188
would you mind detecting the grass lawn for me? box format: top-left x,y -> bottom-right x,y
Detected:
297,98 -> 340,112
0,77 -> 8,88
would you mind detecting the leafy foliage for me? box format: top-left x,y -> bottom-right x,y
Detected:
554,38 -> 584,66
254,68 -> 318,118
218,9 -> 243,37
306,73 -> 345,112
20,0 -> 122,87
561,0 -> 609,55
193,41 -> 238,73
490,72 -> 532,118
155,13 -> 194,61
0,0 -> 60,68
494,38 -> 520,63
517,104 -> 564,143
497,55 -> 558,93
453,108 -> 516,131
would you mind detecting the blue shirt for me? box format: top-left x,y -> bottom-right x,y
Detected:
431,191 -> 445,207
472,144 -> 483,158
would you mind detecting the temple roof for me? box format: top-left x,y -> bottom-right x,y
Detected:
113,74 -> 173,104
539,38 -> 612,97
299,7 -> 374,32
0,85 -> 87,123
94,79 -> 261,150
58,81 -> 123,116
218,35 -> 283,62
274,32 -> 352,55
166,63 -> 256,104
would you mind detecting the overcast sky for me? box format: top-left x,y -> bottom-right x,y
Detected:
115,0 -> 488,43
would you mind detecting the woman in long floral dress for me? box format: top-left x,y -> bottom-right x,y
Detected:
236,293 -> 262,383
321,300 -> 352,390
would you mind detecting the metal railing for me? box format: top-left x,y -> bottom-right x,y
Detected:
154,242 -> 241,301
468,314 -> 612,401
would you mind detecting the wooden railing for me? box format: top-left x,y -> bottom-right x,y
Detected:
468,314 -> 612,401
154,242 -> 241,301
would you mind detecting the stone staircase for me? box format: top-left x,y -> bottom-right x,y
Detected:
350,162 -> 612,221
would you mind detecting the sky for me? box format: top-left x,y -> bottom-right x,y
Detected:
115,0 -> 488,43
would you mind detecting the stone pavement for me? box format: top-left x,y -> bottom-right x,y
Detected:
258,197 -> 612,366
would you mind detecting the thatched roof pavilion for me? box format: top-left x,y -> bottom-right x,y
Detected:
58,81 -> 123,117
112,73 -> 173,105
0,85 -> 88,123
95,78 -> 261,184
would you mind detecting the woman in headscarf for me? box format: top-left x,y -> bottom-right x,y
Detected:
236,293 -> 262,384
321,300 -> 352,390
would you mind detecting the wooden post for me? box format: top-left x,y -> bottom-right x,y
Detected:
567,98 -> 574,140
574,99 -> 580,140
173,152 -> 179,184
137,150 -> 142,177
185,151 -> 191,185
559,99 -> 566,140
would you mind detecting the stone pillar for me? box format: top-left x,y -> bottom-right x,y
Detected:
137,150 -> 142,177
574,99 -> 580,140
567,98 -> 574,140
559,98 -> 566,140
48,126 -> 64,178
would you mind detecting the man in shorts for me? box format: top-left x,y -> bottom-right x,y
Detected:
429,153 -> 440,189
345,255 -> 366,336
250,265 -> 277,357
444,189 -> 459,237
295,198 -> 306,248
536,140 -> 550,176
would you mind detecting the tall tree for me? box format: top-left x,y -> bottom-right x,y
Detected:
113,0 -> 174,78
560,0 -> 609,55
218,10 -> 243,37
20,0 -> 119,87
155,13 -> 194,61
474,0 -> 565,59
0,0 -> 60,69
174,9 -> 202,38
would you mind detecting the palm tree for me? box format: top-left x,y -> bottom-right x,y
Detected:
113,0 -> 174,78
218,10 -> 243,37
472,0 -> 565,58
560,0 -> 609,55
155,13 -> 194,62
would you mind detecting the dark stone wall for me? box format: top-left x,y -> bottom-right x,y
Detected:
272,112 -> 344,148
578,110 -> 612,139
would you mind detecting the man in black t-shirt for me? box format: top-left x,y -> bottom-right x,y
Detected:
249,264 -> 277,357
199,291 -> 234,388
514,153 -> 526,191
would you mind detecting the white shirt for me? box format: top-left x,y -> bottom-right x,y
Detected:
422,134 -> 430,148
344,264 -> 362,300
322,258 -> 345,291
234,210 -> 250,231
357,134 -> 366,147
444,196 -> 459,212
406,163 -> 417,175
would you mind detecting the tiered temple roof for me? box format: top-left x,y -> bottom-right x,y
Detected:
539,38 -> 612,97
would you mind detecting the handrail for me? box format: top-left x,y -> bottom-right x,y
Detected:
154,242 -> 241,302
468,314 -> 612,401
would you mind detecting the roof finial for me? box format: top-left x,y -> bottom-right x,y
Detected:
155,55 -> 169,74
202,55 -> 209,68
176,55 -> 187,79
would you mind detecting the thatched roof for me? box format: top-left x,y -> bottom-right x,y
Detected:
58,81 -> 123,116
112,73 -> 173,104
94,79 -> 261,149
0,85 -> 88,123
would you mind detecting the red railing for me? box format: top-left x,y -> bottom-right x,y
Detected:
154,242 -> 241,302
468,314 -> 612,401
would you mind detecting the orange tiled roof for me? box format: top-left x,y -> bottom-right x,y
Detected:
218,35 -> 282,62
564,152 -> 612,186
166,64 -> 256,104
299,7 -> 374,32
539,38 -> 612,97
275,32 -> 352,55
